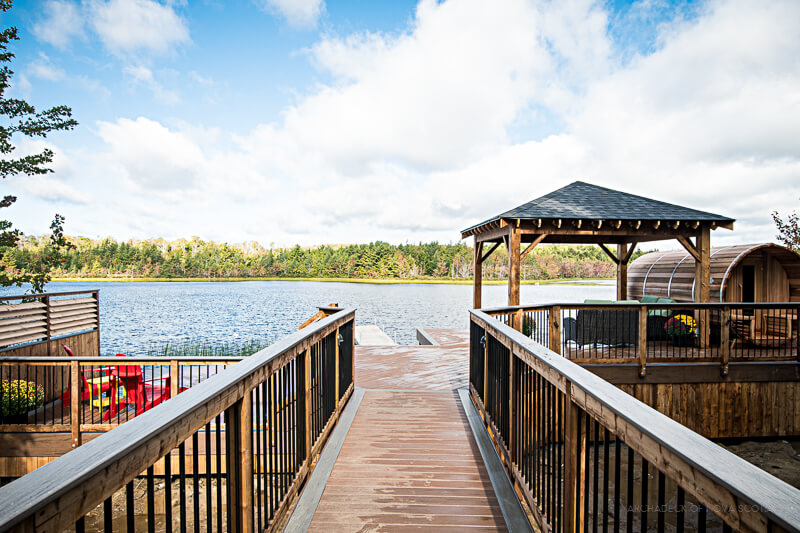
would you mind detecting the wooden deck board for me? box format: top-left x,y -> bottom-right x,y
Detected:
307,389 -> 508,532
303,336 -> 510,531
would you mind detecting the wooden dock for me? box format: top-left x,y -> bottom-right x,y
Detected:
288,329 -> 527,531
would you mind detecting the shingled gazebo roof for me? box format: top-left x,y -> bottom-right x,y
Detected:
461,181 -> 734,243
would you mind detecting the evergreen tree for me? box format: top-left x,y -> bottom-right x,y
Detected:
0,1 -> 77,292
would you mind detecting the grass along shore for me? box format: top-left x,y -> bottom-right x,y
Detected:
51,276 -> 614,286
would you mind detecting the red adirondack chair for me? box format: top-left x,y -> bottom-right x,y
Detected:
103,357 -> 171,420
59,344 -> 119,406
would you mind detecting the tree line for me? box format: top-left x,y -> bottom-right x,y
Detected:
6,236 -> 634,281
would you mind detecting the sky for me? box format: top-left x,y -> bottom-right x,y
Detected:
1,0 -> 798,250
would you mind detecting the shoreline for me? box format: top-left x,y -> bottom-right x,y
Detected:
49,276 -> 615,286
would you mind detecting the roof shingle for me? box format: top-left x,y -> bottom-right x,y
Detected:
462,181 -> 734,234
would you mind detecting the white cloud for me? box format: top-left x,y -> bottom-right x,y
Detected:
261,0 -> 325,29
32,0 -> 85,48
29,0 -> 800,248
28,53 -> 66,81
123,65 -> 180,104
88,0 -> 190,56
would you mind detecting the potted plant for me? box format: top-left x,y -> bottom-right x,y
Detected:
1,379 -> 45,424
664,314 -> 697,346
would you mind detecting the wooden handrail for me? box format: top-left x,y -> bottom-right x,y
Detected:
0,308 -> 356,532
470,310 -> 800,532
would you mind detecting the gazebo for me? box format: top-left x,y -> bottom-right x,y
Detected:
461,181 -> 735,308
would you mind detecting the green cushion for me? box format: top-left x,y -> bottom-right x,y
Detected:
640,295 -> 660,303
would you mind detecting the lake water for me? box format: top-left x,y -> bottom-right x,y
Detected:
3,280 -> 614,354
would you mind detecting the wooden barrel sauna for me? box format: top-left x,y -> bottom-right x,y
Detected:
628,243 -> 800,302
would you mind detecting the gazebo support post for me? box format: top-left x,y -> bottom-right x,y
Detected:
696,226 -> 711,347
507,227 -> 521,324
617,243 -> 628,301
473,240 -> 483,309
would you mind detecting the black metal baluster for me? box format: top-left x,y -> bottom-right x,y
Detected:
104,497 -> 113,533
76,517 -> 85,533
205,422 -> 212,533
657,471 -> 665,533
193,432 -> 200,533
676,486 -> 685,533
179,442 -> 187,533
614,437 -> 620,533
255,385 -> 263,532
640,458 -> 649,532
603,428 -> 610,533
261,381 -> 270,523
147,465 -> 155,533
698,503 -> 707,533
583,413 -> 591,533
626,446 -> 633,533
592,419 -> 599,533
126,480 -> 134,533
215,414 -> 222,533
165,453 -> 172,533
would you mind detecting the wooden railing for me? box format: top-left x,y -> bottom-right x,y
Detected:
483,302 -> 800,375
0,290 -> 100,354
0,308 -> 355,532
0,356 -> 242,437
470,309 -> 800,532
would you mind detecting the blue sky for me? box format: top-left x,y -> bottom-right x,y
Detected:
2,0 -> 799,248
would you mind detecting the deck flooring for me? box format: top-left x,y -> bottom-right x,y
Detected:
306,331 -> 509,532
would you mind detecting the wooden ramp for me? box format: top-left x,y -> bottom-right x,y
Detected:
287,330 -> 528,532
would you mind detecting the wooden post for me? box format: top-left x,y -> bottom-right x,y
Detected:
638,306 -> 648,377
304,349 -> 312,459
227,395 -> 253,533
720,306 -> 730,375
70,361 -> 80,449
513,309 -> 523,332
696,227 -> 711,348
44,295 -> 52,357
616,244 -> 628,301
170,360 -> 179,398
549,305 -> 561,354
474,240 -> 483,309
507,228 -> 521,306
563,384 -> 581,533
93,290 -> 101,356
334,327 -> 340,408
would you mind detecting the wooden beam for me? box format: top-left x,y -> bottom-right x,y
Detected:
623,242 -> 638,264
598,243 -> 620,264
520,234 -> 547,260
473,240 -> 483,309
474,224 -> 511,243
481,242 -> 501,263
508,227 -> 521,307
677,235 -> 701,262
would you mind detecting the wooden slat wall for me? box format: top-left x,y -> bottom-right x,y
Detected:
629,243 -> 800,303
618,380 -> 800,438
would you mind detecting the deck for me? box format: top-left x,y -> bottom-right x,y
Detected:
287,329 -> 527,531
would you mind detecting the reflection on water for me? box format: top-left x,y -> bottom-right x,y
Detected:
1,280 -> 614,353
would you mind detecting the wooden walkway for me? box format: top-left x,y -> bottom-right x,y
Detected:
295,329 -> 520,532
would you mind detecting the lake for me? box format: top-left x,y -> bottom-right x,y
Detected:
2,280 -> 615,354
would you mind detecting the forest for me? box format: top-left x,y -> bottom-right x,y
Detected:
6,236 -> 642,281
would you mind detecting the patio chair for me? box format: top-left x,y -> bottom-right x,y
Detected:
104,358 -> 171,420
59,345 -> 123,411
